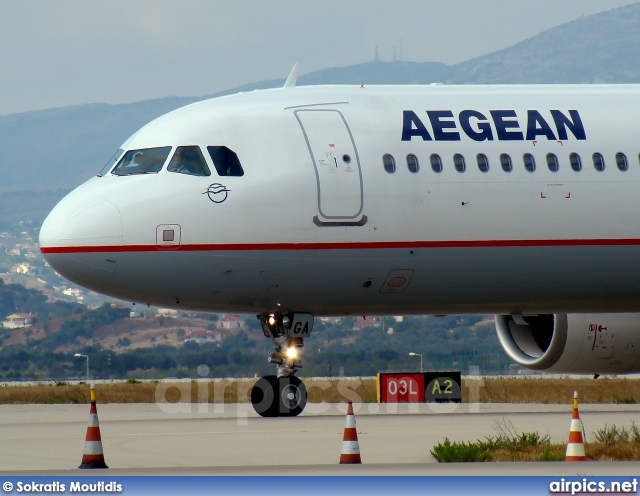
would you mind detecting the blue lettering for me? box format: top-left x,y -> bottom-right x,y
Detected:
459,110 -> 493,142
551,110 -> 587,140
401,109 -> 586,143
427,110 -> 460,141
401,110 -> 432,141
526,110 -> 557,141
490,110 -> 524,141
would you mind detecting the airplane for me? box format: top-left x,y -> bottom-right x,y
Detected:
39,66 -> 640,417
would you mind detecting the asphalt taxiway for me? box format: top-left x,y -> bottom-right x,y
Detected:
1,402 -> 639,475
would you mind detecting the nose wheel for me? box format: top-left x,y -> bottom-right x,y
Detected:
251,313 -> 313,417
250,375 -> 307,417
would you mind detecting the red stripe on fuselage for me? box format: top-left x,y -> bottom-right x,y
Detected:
39,238 -> 640,254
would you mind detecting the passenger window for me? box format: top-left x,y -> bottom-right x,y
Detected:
167,146 -> 211,177
476,154 -> 489,173
453,153 -> 466,173
616,152 -> 628,171
593,153 -> 605,172
207,146 -> 244,177
112,146 -> 172,176
406,154 -> 420,173
523,153 -> 536,173
99,149 -> 124,176
546,153 -> 559,173
569,153 -> 582,172
383,154 -> 396,174
500,153 -> 512,173
430,154 -> 443,173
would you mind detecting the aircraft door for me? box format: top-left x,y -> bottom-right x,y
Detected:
295,110 -> 366,226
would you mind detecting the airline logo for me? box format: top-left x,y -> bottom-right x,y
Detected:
203,183 -> 231,203
401,109 -> 586,142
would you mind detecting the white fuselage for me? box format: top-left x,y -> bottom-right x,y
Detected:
39,84 -> 640,316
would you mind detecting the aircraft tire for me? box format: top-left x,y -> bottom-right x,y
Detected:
251,375 -> 278,417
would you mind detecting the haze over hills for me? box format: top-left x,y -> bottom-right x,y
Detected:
451,2 -> 640,83
1,3 -> 639,225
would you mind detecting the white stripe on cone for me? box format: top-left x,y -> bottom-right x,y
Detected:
82,441 -> 105,455
570,419 -> 583,433
341,441 -> 360,454
566,443 -> 585,457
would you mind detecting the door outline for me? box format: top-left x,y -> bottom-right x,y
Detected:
295,109 -> 366,225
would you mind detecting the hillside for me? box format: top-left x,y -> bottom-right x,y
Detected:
451,2 -> 640,83
0,281 -> 505,379
3,310 -> 221,352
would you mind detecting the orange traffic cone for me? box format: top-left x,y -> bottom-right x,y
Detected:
79,384 -> 108,469
565,391 -> 586,461
339,402 -> 361,464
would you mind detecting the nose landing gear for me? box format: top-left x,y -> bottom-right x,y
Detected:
251,313 -> 313,417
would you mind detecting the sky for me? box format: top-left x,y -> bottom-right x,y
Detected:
0,0 -> 636,116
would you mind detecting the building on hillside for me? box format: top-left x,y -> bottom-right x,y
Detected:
218,315 -> 246,331
3,313 -> 34,329
11,263 -> 33,275
185,330 -> 222,344
157,308 -> 178,318
63,287 -> 84,303
318,317 -> 342,325
64,288 -> 83,298
352,317 -> 381,330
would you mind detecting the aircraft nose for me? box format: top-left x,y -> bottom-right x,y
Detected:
39,194 -> 123,288
40,194 -> 123,248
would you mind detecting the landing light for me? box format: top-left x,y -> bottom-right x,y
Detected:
268,315 -> 276,326
286,347 -> 298,359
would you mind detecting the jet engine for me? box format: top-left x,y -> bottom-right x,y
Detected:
495,313 -> 640,374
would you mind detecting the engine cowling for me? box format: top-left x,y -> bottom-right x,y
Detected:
495,313 -> 640,374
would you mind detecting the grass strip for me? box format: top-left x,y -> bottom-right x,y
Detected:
431,421 -> 640,462
0,377 -> 637,404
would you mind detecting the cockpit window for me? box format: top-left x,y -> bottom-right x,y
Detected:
167,146 -> 211,176
207,146 -> 244,177
98,149 -> 125,176
111,147 -> 172,175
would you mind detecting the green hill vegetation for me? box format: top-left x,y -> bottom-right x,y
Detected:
0,277 -> 510,380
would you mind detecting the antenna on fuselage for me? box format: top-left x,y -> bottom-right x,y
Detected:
283,63 -> 299,88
